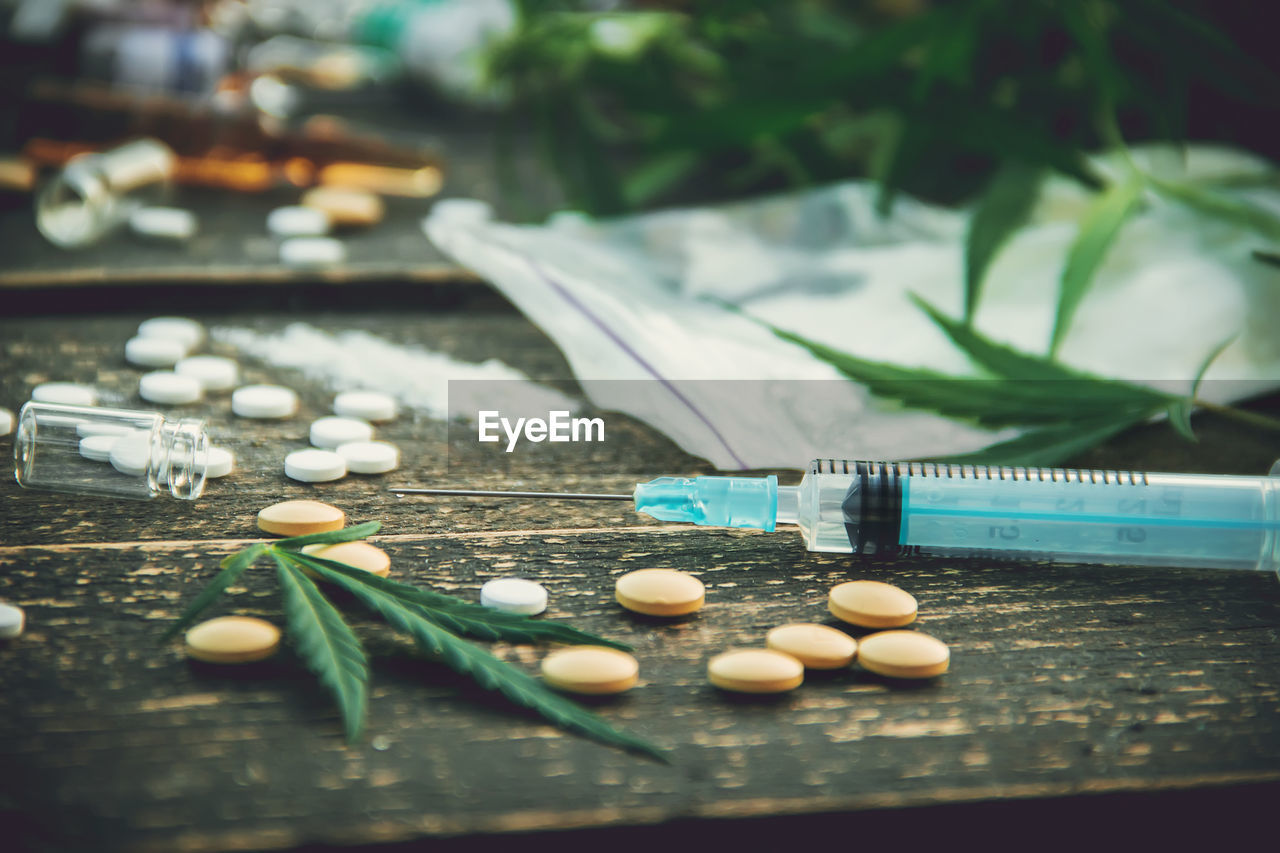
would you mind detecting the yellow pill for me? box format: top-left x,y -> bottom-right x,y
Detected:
301,186 -> 385,227
185,616 -> 281,664
541,646 -> 639,695
707,649 -> 804,693
828,580 -> 917,628
615,568 -> 705,616
257,500 -> 346,537
301,541 -> 391,577
765,623 -> 857,669
857,631 -> 950,679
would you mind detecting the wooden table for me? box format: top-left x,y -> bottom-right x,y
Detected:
2,279 -> 1279,851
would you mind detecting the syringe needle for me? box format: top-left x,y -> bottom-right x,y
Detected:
389,487 -> 633,501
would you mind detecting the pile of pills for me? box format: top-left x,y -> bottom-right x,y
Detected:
283,394 -> 402,483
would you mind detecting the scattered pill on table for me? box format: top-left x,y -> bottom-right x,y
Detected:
856,631 -> 950,679
184,616 -> 281,664
109,433 -> 152,477
541,646 -> 639,695
79,433 -> 121,462
137,317 -> 204,350
284,448 -> 347,482
480,577 -> 548,615
707,649 -> 804,694
310,416 -> 374,449
765,623 -> 858,670
0,407 -> 12,437
125,335 -> 187,368
279,236 -> 346,266
267,205 -> 331,237
231,384 -> 298,419
302,186 -> 385,227
301,541 -> 391,577
200,446 -> 235,479
615,568 -> 705,617
175,356 -> 239,392
335,440 -> 399,474
828,580 -> 918,628
0,602 -> 25,639
31,382 -> 97,406
139,371 -> 203,405
129,206 -> 197,241
333,390 -> 397,422
257,499 -> 345,536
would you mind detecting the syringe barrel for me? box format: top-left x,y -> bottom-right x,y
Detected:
792,460 -> 1280,574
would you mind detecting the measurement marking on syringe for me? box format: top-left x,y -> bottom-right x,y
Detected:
905,506 -> 1277,530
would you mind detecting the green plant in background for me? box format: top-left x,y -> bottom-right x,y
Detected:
163,522 -> 664,760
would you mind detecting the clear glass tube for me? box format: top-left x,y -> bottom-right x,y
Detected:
14,402 -> 208,500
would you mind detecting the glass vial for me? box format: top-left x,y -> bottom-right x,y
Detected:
14,402 -> 209,500
35,138 -> 175,249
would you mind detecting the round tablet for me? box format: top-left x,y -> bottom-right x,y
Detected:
856,631 -> 950,679
232,384 -> 298,419
130,206 -> 197,241
139,371 -> 203,405
31,382 -> 97,406
79,433 -> 120,462
302,541 -> 391,578
333,390 -> 397,422
267,205 -> 330,237
828,580 -> 918,628
285,448 -> 347,482
707,649 -> 804,694
279,236 -> 346,266
137,317 -> 204,350
185,616 -> 281,664
109,433 -> 153,477
199,446 -> 235,479
541,646 -> 639,695
175,356 -> 239,392
310,416 -> 374,449
0,602 -> 25,639
480,578 -> 548,615
0,407 -> 12,437
615,569 -> 704,617
257,500 -> 345,536
302,186 -> 384,227
766,623 -> 858,670
335,440 -> 399,474
125,335 -> 187,367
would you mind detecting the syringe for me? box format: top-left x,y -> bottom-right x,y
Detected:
391,459 -> 1280,575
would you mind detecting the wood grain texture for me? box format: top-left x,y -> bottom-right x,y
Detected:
1,297 -> 1279,851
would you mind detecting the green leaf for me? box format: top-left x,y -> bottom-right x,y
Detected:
1253,250 -> 1280,269
1148,176 -> 1280,242
271,521 -> 382,551
940,417 -> 1141,467
274,554 -> 369,743
288,553 -> 665,761
963,162 -> 1041,323
161,542 -> 268,642
1051,176 -> 1144,357
1165,399 -> 1196,443
290,552 -> 631,651
622,150 -> 701,207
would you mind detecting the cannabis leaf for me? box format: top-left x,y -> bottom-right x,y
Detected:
964,162 -> 1042,323
160,542 -> 268,641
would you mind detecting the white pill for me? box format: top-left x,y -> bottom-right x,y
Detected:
79,433 -> 121,462
0,602 -> 24,639
268,205 -> 331,237
310,416 -> 374,449
232,384 -> 298,419
285,448 -> 347,483
335,440 -> 400,474
480,578 -> 548,615
129,206 -> 197,241
199,446 -> 235,478
110,434 -> 152,477
139,371 -> 203,405
125,335 -> 187,367
76,422 -> 137,438
0,407 -> 12,437
31,382 -> 97,406
333,390 -> 397,422
279,236 -> 346,266
137,317 -> 204,350
175,355 -> 239,391
429,198 -> 493,225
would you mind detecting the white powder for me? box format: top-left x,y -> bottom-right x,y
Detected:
212,323 -> 578,420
